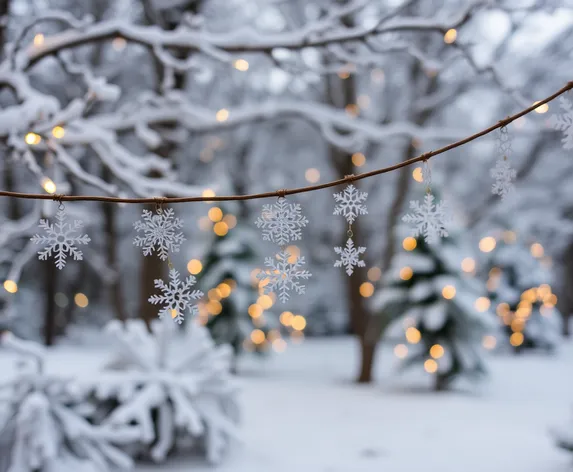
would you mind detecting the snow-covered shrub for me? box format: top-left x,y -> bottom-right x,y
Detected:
0,333 -> 136,472
74,318 -> 240,464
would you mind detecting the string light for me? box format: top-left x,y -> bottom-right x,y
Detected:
359,282 -> 374,297
213,221 -> 229,236
25,132 -> 41,145
112,37 -> 126,50
187,259 -> 202,274
405,327 -> 421,344
3,280 -> 17,294
208,288 -> 222,301
461,257 -> 475,273
509,332 -> 524,347
530,243 -> 544,258
208,207 -> 223,222
74,293 -> 89,308
285,245 -> 300,264
291,315 -> 306,331
352,152 -> 366,167
257,294 -> 273,309
280,311 -> 293,326
443,28 -> 457,44
234,59 -> 249,71
482,335 -> 497,350
33,33 -> 44,46
305,168 -> 320,183
248,304 -> 263,318
272,338 -> 287,352
399,266 -> 413,280
222,214 -> 237,228
474,297 -> 491,312
442,285 -> 456,299
424,359 -> 438,373
533,101 -> 549,114
479,237 -> 496,253
216,109 -> 229,122
345,104 -> 359,117
429,344 -> 444,359
402,237 -> 417,251
412,167 -> 424,182
51,126 -> 65,139
201,189 -> 215,201
41,177 -> 57,194
250,329 -> 265,344
367,267 -> 381,282
218,283 -> 232,298
394,344 -> 408,358
206,300 -> 222,315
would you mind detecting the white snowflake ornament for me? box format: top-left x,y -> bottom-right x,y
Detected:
257,250 -> 312,303
148,268 -> 203,324
402,193 -> 450,244
333,184 -> 368,224
490,157 -> 517,199
334,238 -> 366,276
31,208 -> 90,269
255,199 -> 308,246
549,96 -> 573,150
133,207 -> 185,260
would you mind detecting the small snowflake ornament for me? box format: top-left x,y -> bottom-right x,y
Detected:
255,198 -> 308,246
31,208 -> 90,269
402,193 -> 450,244
148,268 -> 203,324
257,250 -> 312,303
133,207 -> 185,260
334,238 -> 366,276
333,184 -> 368,224
549,96 -> 573,150
490,157 -> 517,199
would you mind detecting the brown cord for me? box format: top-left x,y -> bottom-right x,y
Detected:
2,81 -> 571,205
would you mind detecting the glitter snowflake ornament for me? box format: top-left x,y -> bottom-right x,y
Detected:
31,208 -> 90,269
490,158 -> 517,199
403,193 -> 450,245
257,251 -> 312,303
148,268 -> 203,324
334,238 -> 366,276
133,207 -> 185,261
255,198 -> 308,246
333,184 -> 368,224
549,96 -> 573,150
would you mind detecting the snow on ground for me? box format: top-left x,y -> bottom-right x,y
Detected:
2,336 -> 573,472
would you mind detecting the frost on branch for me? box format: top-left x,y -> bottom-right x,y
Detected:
402,193 -> 450,244
30,208 -> 91,269
549,96 -> 573,150
334,238 -> 366,276
333,184 -> 368,224
255,199 -> 308,246
257,251 -> 312,303
133,208 -> 185,261
490,158 -> 516,200
148,268 -> 203,324
75,319 -> 240,464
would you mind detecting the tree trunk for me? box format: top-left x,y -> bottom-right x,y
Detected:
43,261 -> 57,345
558,241 -> 573,337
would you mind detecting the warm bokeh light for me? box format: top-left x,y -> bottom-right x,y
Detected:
214,221 -> 229,236
424,359 -> 438,373
216,109 -> 229,122
41,177 -> 57,194
74,293 -> 89,308
223,214 -> 237,228
482,335 -> 497,350
338,70 -> 350,79
198,216 -> 211,231
3,280 -> 17,294
250,329 -> 265,344
352,152 -> 366,167
206,300 -> 222,315
412,167 -> 424,182
443,28 -> 457,44
234,59 -> 249,71
280,311 -> 293,326
208,288 -> 222,301
202,188 -> 216,200
510,332 -> 524,347
474,297 -> 491,312
359,282 -> 374,297
394,344 -> 408,359
291,315 -> 307,331
248,304 -> 263,318
34,33 -> 45,46
112,37 -> 126,50
461,257 -> 476,273
442,285 -> 456,299
345,104 -> 359,117
208,207 -> 223,222
403,237 -> 417,251
51,126 -> 65,139
187,259 -> 202,275
257,294 -> 273,309
430,344 -> 444,359
530,243 -> 544,258
25,132 -> 41,145
218,283 -> 232,298
399,266 -> 413,281
367,267 -> 381,282
405,327 -> 421,344
305,168 -> 320,183
496,302 -> 510,316
503,230 -> 517,243
511,319 -> 525,333
272,338 -> 287,352
533,101 -> 549,114
285,245 -> 301,264
479,237 -> 496,253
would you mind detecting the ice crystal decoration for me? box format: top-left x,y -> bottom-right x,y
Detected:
549,96 -> 573,150
148,268 -> 203,324
490,157 -> 517,199
334,238 -> 366,276
402,193 -> 450,244
30,208 -> 91,269
257,251 -> 312,303
255,199 -> 308,246
333,184 -> 368,224
133,208 -> 185,260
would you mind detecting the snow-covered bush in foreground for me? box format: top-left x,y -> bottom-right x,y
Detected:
74,318 -> 240,464
0,333 -> 136,472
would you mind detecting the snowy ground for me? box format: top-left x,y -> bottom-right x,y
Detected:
3,336 -> 573,472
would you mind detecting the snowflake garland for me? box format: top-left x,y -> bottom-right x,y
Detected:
490,126 -> 516,199
333,184 -> 368,224
148,268 -> 203,324
403,193 -> 450,245
334,238 -> 366,276
255,199 -> 308,246
549,96 -> 573,150
133,207 -> 185,260
30,208 -> 91,269
257,251 -> 312,303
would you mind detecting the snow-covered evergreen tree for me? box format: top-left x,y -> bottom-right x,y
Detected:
73,318 -> 240,465
482,237 -> 561,353
372,234 -> 494,391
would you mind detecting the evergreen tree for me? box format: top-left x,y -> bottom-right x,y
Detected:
373,234 -> 494,391
198,204 -> 275,357
482,237 -> 561,353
